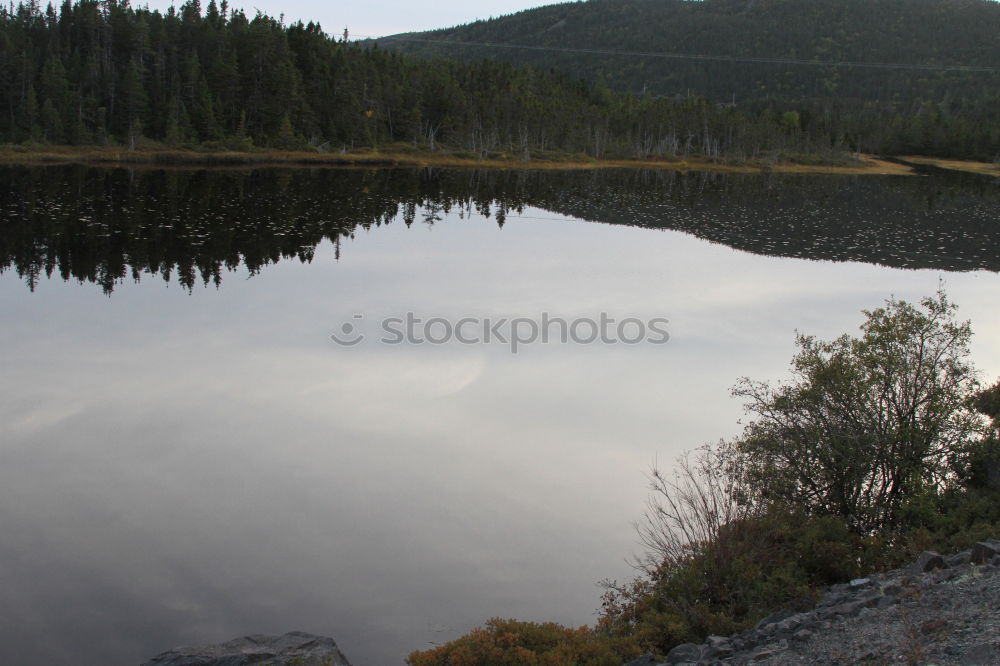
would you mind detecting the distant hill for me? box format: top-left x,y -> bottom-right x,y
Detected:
377,0 -> 1000,111
3,0 -> 998,160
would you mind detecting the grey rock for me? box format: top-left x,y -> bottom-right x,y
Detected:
819,593 -> 880,620
817,590 -> 851,608
915,550 -> 947,572
960,642 -> 997,665
141,632 -> 352,666
700,644 -> 720,660
754,608 -> 796,630
775,615 -> 803,633
751,646 -> 780,661
829,601 -> 864,617
876,595 -> 898,609
933,566 -> 967,583
946,550 -> 973,567
704,636 -> 733,658
971,540 -> 1000,565
848,577 -> 872,589
792,629 -> 813,642
664,643 -> 703,664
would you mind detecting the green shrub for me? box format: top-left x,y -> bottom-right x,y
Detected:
732,289 -> 985,534
601,291 -> 995,656
199,136 -> 257,152
974,381 -> 1000,425
600,509 -> 875,655
406,618 -> 633,666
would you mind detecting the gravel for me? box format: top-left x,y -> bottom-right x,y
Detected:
629,540 -> 1000,666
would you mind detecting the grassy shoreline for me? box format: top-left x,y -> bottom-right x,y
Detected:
0,145 -> 916,175
897,155 -> 1000,176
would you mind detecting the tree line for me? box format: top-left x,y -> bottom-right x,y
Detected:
381,0 -> 1000,161
2,0 -> 841,160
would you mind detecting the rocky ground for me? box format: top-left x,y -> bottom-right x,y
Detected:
628,540 -> 1000,666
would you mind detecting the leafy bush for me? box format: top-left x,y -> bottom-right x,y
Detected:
600,290 -> 996,656
600,508 -> 880,655
973,381 -> 1000,426
406,618 -> 631,666
732,289 -> 986,534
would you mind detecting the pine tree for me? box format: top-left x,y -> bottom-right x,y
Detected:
40,98 -> 62,142
274,112 -> 297,149
22,83 -> 39,141
120,58 -> 148,149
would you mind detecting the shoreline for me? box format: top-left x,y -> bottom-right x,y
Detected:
896,155 -> 1000,176
0,146 -> 918,175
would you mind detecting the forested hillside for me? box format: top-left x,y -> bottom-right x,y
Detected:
379,0 -> 1000,159
0,0 -> 826,161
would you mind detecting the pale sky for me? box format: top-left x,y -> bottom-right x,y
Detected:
140,0 -> 560,38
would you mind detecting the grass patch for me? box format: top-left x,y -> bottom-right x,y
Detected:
0,143 -> 916,175
898,156 -> 1000,176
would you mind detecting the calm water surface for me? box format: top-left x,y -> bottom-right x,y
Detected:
1,167 -> 999,665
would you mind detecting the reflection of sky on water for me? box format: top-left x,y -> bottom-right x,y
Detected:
1,207 -> 999,665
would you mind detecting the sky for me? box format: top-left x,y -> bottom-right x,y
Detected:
141,0 -> 558,39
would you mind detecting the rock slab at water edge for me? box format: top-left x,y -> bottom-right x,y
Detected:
141,631 -> 352,666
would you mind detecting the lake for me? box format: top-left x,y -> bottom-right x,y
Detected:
1,165 -> 999,665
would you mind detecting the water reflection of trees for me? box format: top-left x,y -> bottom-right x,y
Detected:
2,166 -> 998,293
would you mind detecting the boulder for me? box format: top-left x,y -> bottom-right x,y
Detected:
754,608 -> 796,630
817,590 -> 852,608
141,631 -> 352,666
946,550 -> 973,567
876,595 -> 898,610
882,583 -> 903,596
970,540 -> 1000,565
752,646 -> 781,660
664,642 -> 703,664
914,551 -> 947,572
775,615 -> 804,633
